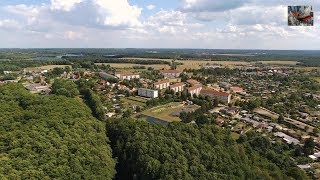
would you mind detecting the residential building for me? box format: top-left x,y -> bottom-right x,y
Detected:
115,72 -> 140,80
187,79 -> 202,86
187,85 -> 202,97
153,79 -> 170,90
200,89 -> 231,103
160,70 -> 181,78
25,84 -> 50,94
230,86 -> 244,93
138,88 -> 158,98
99,72 -> 117,80
169,82 -> 185,93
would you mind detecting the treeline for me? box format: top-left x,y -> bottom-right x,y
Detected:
0,59 -> 70,72
0,83 -> 115,179
64,56 -> 171,65
107,120 -> 307,180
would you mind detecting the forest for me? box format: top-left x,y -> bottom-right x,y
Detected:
0,84 -> 115,179
107,120 -> 307,180
0,83 -> 310,179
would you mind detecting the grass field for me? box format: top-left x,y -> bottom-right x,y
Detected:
95,63 -> 169,70
141,102 -> 188,122
26,65 -> 72,71
313,77 -> 320,83
121,97 -> 147,107
116,57 -> 301,70
256,61 -> 298,65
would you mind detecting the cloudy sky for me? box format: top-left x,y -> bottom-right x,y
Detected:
0,0 -> 319,49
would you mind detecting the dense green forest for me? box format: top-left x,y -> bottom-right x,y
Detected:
0,83 -> 310,179
0,84 -> 115,179
107,120 -> 307,180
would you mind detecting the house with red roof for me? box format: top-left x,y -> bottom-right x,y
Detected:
200,89 -> 231,104
160,70 -> 182,78
187,85 -> 202,97
169,82 -> 185,93
153,79 -> 170,90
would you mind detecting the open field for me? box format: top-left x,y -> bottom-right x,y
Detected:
256,61 -> 298,65
117,57 -> 302,70
95,63 -> 170,70
294,67 -> 320,71
176,60 -> 251,70
141,102 -> 199,122
312,77 -> 320,83
26,65 -> 72,71
121,97 -> 147,107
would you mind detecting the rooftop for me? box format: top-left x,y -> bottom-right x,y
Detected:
187,85 -> 202,91
154,79 -> 170,85
187,79 -> 201,85
201,89 -> 230,97
170,82 -> 185,88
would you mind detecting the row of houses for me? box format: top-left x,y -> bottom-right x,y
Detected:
151,78 -> 231,103
101,69 -> 182,81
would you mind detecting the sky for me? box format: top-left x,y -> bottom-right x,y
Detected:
0,0 -> 319,49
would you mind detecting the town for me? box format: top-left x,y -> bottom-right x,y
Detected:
1,53 -> 320,178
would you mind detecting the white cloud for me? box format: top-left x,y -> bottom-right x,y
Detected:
5,0 -> 142,29
51,0 -> 83,11
0,19 -> 21,30
64,31 -> 83,40
181,0 -> 249,12
146,5 -> 156,10
146,10 -> 189,34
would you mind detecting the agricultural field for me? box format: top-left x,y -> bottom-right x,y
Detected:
26,65 -> 72,71
256,61 -> 298,65
117,57 -> 301,70
140,102 -> 199,122
95,63 -> 170,70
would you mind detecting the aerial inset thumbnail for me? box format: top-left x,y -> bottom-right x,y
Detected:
288,6 -> 313,26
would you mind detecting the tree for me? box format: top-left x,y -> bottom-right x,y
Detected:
52,79 -> 79,98
303,138 -> 315,155
0,84 -> 115,179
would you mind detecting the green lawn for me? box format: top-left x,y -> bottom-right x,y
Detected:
121,97 -> 146,107
141,102 -> 185,122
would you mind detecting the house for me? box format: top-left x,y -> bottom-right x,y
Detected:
153,79 -> 170,90
138,88 -> 158,98
160,70 -> 181,78
187,85 -> 202,97
200,89 -> 231,104
169,82 -> 185,93
309,152 -> 320,160
230,86 -> 244,93
274,132 -> 300,145
187,79 -> 202,86
115,72 -> 140,80
220,107 -> 238,116
99,72 -> 117,80
25,84 -> 50,94
215,117 -> 225,124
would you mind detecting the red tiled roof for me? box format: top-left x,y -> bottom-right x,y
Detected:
230,86 -> 243,91
170,82 -> 185,88
187,85 -> 202,91
201,89 -> 230,97
187,79 -> 201,85
160,70 -> 181,74
154,79 -> 170,85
